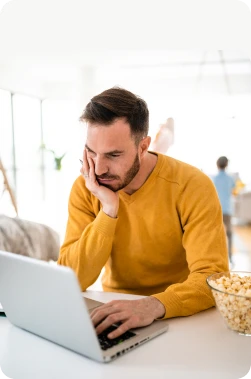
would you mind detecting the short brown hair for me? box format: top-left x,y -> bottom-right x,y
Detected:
80,87 -> 149,144
217,156 -> 229,169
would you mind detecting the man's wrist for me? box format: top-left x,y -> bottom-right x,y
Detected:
147,296 -> 166,319
102,205 -> 118,219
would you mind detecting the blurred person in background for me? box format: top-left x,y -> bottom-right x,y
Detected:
151,117 -> 174,154
213,156 -> 236,263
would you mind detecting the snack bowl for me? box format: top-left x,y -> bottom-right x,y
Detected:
207,271 -> 251,335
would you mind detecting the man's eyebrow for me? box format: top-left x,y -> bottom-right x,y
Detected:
85,144 -> 95,153
85,144 -> 124,155
106,150 -> 124,155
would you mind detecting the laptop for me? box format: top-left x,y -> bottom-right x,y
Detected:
0,250 -> 168,362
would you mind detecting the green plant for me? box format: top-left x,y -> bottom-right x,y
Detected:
40,144 -> 66,171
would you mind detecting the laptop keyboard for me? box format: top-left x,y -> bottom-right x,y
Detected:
98,324 -> 136,350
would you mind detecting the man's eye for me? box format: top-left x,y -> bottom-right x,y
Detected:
110,154 -> 120,158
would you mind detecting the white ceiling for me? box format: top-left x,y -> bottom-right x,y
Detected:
0,0 -> 251,99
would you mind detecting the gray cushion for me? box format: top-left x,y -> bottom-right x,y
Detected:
0,215 -> 60,261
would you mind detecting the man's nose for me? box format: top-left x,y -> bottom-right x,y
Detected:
94,157 -> 108,176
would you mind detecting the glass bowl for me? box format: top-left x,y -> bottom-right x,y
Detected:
207,271 -> 251,336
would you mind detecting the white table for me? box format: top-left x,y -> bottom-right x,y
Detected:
0,291 -> 251,379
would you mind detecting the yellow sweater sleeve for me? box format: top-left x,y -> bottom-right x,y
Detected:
152,171 -> 229,318
58,176 -> 118,290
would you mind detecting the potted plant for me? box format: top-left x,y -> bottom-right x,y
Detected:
40,144 -> 66,171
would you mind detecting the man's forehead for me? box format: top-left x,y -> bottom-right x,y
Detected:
87,119 -> 131,133
86,134 -> 134,154
86,122 -> 134,146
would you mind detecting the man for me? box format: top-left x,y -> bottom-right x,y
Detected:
58,87 -> 228,340
213,156 -> 236,263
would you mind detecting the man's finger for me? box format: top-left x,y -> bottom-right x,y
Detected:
95,311 -> 129,336
90,300 -> 122,318
90,301 -> 115,319
91,306 -> 120,326
107,319 -> 134,339
82,149 -> 90,174
87,156 -> 96,182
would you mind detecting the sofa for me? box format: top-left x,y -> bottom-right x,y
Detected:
0,215 -> 60,261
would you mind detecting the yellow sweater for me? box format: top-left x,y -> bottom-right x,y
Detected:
58,153 -> 228,319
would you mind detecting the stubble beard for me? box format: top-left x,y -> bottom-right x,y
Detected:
98,153 -> 140,192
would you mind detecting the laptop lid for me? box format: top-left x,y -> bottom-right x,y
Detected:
0,250 -> 103,362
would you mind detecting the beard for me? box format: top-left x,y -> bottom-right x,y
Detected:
97,153 -> 140,192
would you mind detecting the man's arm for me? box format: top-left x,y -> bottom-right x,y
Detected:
151,173 -> 229,318
58,176 -> 118,290
58,150 -> 120,290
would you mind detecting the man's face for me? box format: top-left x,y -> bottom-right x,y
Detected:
85,118 -> 141,192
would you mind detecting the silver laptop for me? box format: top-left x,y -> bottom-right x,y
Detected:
0,250 -> 168,362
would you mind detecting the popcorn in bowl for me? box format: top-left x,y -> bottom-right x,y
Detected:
206,271 -> 251,335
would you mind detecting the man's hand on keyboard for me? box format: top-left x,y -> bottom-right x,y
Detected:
90,297 -> 165,339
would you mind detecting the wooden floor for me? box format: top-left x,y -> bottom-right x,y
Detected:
232,224 -> 251,271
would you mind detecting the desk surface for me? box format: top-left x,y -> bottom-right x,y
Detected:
0,291 -> 251,379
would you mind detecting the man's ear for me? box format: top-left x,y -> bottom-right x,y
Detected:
139,136 -> 151,157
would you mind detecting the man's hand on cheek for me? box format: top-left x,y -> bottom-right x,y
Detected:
90,297 -> 165,339
80,149 -> 119,218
